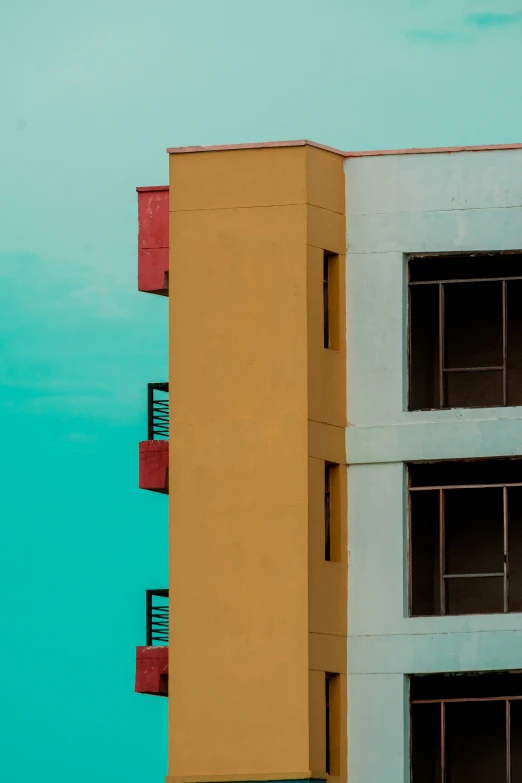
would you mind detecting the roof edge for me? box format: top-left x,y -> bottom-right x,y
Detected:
166,139 -> 346,155
166,140 -> 522,158
344,142 -> 522,158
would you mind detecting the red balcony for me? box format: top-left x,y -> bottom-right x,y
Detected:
135,645 -> 168,695
137,186 -> 169,295
139,383 -> 168,493
139,440 -> 168,493
135,590 -> 169,696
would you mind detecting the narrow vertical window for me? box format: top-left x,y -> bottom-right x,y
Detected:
324,462 -> 342,563
325,463 -> 332,561
323,253 -> 330,348
324,672 -> 340,776
325,673 -> 331,775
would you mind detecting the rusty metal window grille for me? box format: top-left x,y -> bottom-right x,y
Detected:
325,464 -> 332,561
408,253 -> 522,410
146,589 -> 169,646
148,382 -> 169,440
409,459 -> 522,617
411,671 -> 522,783
323,253 -> 330,348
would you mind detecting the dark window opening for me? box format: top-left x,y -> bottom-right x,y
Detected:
323,252 -> 340,351
325,673 -> 331,775
323,253 -> 330,348
411,672 -> 522,783
324,673 -> 340,776
324,463 -> 341,562
409,458 -> 522,616
408,253 -> 522,410
325,464 -> 332,561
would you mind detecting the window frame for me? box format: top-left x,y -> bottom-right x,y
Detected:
410,672 -> 522,783
406,459 -> 522,617
406,252 -> 522,411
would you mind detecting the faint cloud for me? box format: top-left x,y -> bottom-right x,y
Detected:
407,28 -> 467,43
466,11 -> 522,28
407,7 -> 522,43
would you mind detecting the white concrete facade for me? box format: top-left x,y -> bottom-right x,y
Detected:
345,148 -> 522,782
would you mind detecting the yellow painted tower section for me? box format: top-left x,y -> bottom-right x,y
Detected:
167,143 -> 346,783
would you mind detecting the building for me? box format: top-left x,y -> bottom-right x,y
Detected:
135,139 -> 522,783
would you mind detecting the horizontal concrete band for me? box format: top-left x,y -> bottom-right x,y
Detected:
348,629 -> 522,675
346,414 -> 522,465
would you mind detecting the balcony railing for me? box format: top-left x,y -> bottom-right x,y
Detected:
146,589 -> 169,646
148,382 -> 169,440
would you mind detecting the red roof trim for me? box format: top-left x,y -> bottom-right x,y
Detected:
136,185 -> 169,192
166,140 -> 522,158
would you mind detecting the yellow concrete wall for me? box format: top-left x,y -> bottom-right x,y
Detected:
167,143 -> 346,783
305,147 -> 347,783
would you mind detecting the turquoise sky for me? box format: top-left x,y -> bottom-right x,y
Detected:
1,1 -> 521,781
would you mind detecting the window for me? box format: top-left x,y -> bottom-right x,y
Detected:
324,463 -> 340,562
325,673 -> 340,776
408,253 -> 522,410
411,671 -> 522,783
323,252 -> 340,350
325,463 -> 332,560
409,459 -> 522,616
325,673 -> 331,774
323,253 -> 330,348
